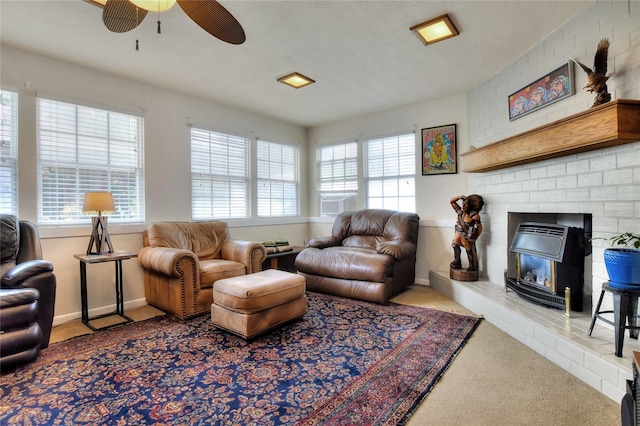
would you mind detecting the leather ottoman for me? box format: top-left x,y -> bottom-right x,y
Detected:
212,269 -> 307,339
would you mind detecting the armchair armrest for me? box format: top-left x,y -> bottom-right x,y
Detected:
221,240 -> 266,274
377,240 -> 417,260
1,260 -> 53,288
138,246 -> 198,278
308,236 -> 341,249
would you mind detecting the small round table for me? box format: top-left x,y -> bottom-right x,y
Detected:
588,281 -> 640,357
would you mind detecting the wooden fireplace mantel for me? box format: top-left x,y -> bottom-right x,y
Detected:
461,99 -> 640,173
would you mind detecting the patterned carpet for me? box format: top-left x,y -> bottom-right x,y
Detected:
0,292 -> 481,425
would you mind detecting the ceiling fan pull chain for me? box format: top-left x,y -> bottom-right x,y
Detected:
157,20 -> 161,34
136,7 -> 141,51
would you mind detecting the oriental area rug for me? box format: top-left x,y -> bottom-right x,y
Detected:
0,292 -> 481,425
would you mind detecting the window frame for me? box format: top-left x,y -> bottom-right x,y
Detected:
190,126 -> 251,220
316,141 -> 359,217
363,132 -> 416,213
0,90 -> 18,215
256,139 -> 300,218
36,96 -> 145,225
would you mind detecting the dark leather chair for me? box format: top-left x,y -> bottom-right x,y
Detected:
1,215 -> 57,370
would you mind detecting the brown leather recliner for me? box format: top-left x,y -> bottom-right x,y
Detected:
138,221 -> 266,320
295,209 -> 420,304
1,215 -> 57,370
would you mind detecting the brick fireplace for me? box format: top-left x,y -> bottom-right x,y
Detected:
454,104 -> 640,401
450,0 -> 640,403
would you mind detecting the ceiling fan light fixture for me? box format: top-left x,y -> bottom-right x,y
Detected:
130,0 -> 176,12
410,14 -> 459,45
277,72 -> 315,89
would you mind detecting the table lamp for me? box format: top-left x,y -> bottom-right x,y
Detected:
83,191 -> 116,255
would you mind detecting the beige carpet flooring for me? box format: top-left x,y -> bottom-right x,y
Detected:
49,285 -> 620,425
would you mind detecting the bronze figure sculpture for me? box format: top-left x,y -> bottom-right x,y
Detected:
450,194 -> 484,281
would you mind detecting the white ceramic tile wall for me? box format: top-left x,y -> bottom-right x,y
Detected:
460,1 -> 639,401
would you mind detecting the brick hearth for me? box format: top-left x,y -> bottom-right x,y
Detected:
429,270 -> 637,403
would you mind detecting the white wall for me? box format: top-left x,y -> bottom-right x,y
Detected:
1,45 -> 308,324
465,1 -> 640,310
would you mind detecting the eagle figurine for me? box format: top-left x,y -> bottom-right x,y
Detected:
571,38 -> 611,107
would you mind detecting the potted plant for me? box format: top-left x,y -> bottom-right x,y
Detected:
597,232 -> 640,287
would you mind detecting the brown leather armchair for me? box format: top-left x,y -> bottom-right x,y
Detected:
138,221 -> 266,320
1,215 -> 57,370
295,209 -> 420,304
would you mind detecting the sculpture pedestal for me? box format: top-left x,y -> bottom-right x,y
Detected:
450,268 -> 478,282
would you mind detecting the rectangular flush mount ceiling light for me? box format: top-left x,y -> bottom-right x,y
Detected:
277,72 -> 315,89
410,14 -> 459,45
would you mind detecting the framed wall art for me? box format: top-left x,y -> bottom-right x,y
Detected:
421,123 -> 456,175
508,62 -> 574,121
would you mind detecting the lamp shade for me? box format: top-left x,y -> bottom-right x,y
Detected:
83,192 -> 116,215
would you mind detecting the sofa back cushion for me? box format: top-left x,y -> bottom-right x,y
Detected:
334,209 -> 419,249
0,215 -> 19,275
146,221 -> 230,260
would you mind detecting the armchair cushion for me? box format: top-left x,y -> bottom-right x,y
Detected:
200,259 -> 246,288
146,221 -> 228,260
298,246 -> 392,282
296,209 -> 419,304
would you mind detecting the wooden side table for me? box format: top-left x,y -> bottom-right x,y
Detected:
74,251 -> 137,331
262,246 -> 304,273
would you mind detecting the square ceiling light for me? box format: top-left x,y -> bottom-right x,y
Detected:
277,72 -> 315,89
410,14 -> 459,45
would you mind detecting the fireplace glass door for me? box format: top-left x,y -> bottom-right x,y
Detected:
517,253 -> 556,293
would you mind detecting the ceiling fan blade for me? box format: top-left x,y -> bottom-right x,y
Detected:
177,0 -> 246,45
103,0 -> 148,33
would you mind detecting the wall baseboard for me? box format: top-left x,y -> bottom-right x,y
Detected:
52,297 -> 149,327
414,278 -> 429,286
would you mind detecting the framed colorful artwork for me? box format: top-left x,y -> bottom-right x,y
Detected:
508,62 -> 574,121
421,124 -> 457,175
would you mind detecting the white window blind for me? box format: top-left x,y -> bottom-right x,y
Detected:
191,128 -> 250,219
0,90 -> 18,215
317,142 -> 358,216
365,133 -> 416,212
257,140 -> 299,217
37,97 -> 145,224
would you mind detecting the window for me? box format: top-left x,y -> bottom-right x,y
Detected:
317,142 -> 358,216
191,128 -> 250,219
364,133 -> 415,212
0,90 -> 18,215
257,140 -> 299,217
37,97 -> 145,224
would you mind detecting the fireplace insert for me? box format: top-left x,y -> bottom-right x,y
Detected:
505,222 -> 585,312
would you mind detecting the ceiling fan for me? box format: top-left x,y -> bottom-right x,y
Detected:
87,0 -> 246,45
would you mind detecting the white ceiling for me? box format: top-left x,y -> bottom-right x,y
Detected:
0,0 -> 593,127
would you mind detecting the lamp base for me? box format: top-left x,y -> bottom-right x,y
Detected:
86,216 -> 114,255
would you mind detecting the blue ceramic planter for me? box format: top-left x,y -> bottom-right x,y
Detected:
604,248 -> 640,287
